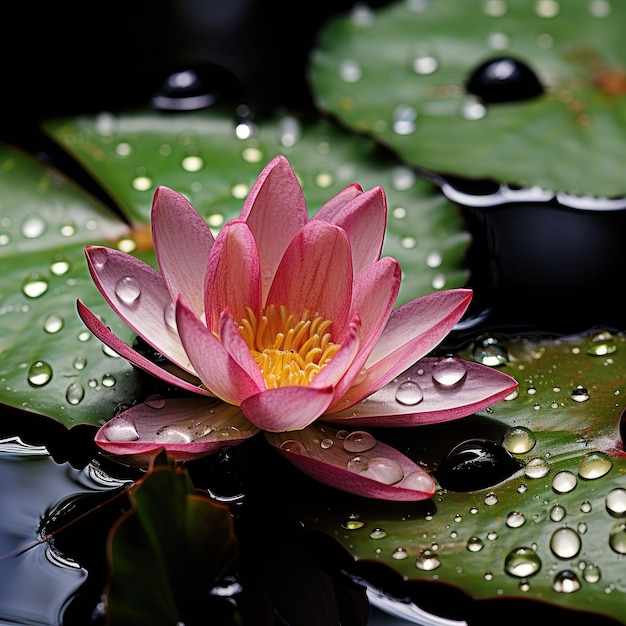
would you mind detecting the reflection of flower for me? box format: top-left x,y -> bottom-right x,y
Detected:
78,155 -> 517,500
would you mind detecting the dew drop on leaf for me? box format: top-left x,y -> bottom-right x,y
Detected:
27,361 -> 52,387
524,456 -> 550,479
504,547 -> 541,578
578,451 -> 613,479
43,313 -> 64,334
550,504 -> 566,522
550,527 -> 581,559
22,274 -> 48,298
415,549 -> 441,571
502,426 -> 536,453
605,488 -> 626,515
552,570 -> 581,593
506,511 -> 526,528
552,470 -> 577,493
65,381 -> 85,406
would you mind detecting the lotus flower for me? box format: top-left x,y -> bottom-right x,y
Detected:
77,155 -> 518,500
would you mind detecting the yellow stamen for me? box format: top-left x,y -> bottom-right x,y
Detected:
237,304 -> 341,388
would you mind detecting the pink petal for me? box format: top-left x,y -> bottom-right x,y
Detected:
314,183 -> 363,220
344,289 -> 473,404
152,186 -> 214,318
265,424 -> 436,501
84,245 -> 191,372
324,357 -> 519,426
240,385 -> 335,432
77,299 -> 210,396
266,221 -> 352,338
176,297 -> 263,404
314,186 -> 387,277
204,220 -> 261,333
95,397 -> 259,463
240,155 -> 309,302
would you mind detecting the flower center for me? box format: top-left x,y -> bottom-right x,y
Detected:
238,304 -> 341,388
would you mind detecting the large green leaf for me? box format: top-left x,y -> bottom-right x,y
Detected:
0,108 -> 469,428
297,329 -> 626,624
309,0 -> 626,197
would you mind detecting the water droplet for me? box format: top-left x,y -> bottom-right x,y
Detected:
571,385 -> 590,402
415,549 -> 441,571
145,394 -> 166,409
411,51 -> 439,75
582,563 -> 601,583
280,439 -> 305,454
103,417 -> 139,442
182,155 -> 203,172
578,451 -> 612,479
343,430 -> 377,453
153,425 -> 191,443
431,355 -> 467,386
399,471 -> 434,492
587,331 -> 617,356
550,504 -> 566,522
550,527 -> 581,559
460,96 -> 487,120
369,527 -> 387,539
50,258 -> 71,276
163,302 -> 177,330
552,470 -> 577,493
466,57 -> 544,103
580,500 -> 592,513
338,58 -> 362,83
65,381 -> 85,405
506,511 -> 526,528
115,276 -> 141,304
359,457 -> 404,485
216,426 -> 241,441
502,426 -> 536,454
552,570 -> 581,593
43,313 -> 64,334
504,547 -> 541,578
524,456 -> 550,479
72,355 -> 87,370
278,115 -> 301,147
22,274 -> 48,298
101,374 -> 116,388
472,335 -> 508,366
484,492 -> 498,506
90,248 -> 109,269
392,104 -> 418,135
320,438 -> 334,449
132,175 -> 153,191
27,361 -> 53,387
606,488 -> 626,515
338,513 -> 364,531
21,215 -> 46,238
467,536 -> 484,552
436,438 -> 523,491
535,0 -> 560,18
392,547 -> 409,560
394,380 -> 424,406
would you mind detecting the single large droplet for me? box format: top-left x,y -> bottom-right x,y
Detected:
90,247 -> 109,269
436,438 -> 524,491
552,570 -> 581,593
550,527 -> 581,559
280,439 -> 305,455
502,426 -> 536,454
27,361 -> 53,387
466,536 -> 484,552
22,274 -> 48,298
65,381 -> 85,406
115,276 -> 141,304
506,511 -> 526,528
103,417 -> 139,442
359,457 -> 404,485
343,430 -> 377,453
394,380 -> 424,406
43,313 -> 64,334
550,504 -> 566,522
21,215 -> 47,238
578,451 -> 613,479
466,57 -> 544,103
472,335 -> 509,366
609,522 -> 626,554
606,488 -> 626,515
415,549 -> 441,571
571,386 -> 590,402
587,332 -> 617,356
155,425 -> 193,444
151,63 -> 240,111
431,355 -> 467,386
552,470 -> 577,493
524,456 -> 550,479
504,547 -> 541,578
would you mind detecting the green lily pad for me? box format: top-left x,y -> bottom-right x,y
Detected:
297,329 -> 626,623
309,0 -> 626,197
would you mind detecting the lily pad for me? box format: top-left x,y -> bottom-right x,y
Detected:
309,0 -> 626,197
296,329 -> 626,624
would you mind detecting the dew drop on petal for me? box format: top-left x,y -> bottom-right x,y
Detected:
280,439 -> 305,454
103,417 -> 139,442
27,361 -> 53,387
550,527 -> 581,559
606,488 -> 626,515
504,547 -> 541,578
578,451 -> 613,479
217,426 -> 241,441
347,455 -> 369,473
115,276 -> 141,304
320,438 -> 334,449
90,248 -> 109,269
145,394 -> 166,409
399,470 -> 435,492
552,470 -> 577,493
394,380 -> 424,406
431,355 -> 467,386
155,425 -> 193,443
65,381 -> 85,405
359,456 -> 404,485
343,430 -> 377,453
164,302 -> 177,330
552,570 -> 581,593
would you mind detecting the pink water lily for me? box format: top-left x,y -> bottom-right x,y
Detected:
77,155 -> 518,501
